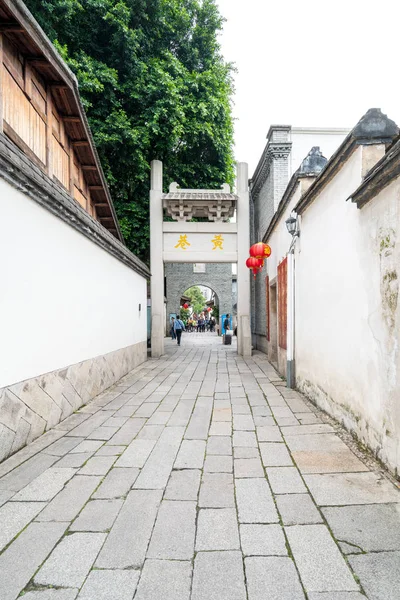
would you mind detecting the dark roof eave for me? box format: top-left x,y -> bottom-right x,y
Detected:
294,109 -> 399,215
3,0 -> 124,243
348,140 -> 400,208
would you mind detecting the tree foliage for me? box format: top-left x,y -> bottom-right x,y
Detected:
25,0 -> 235,262
184,285 -> 207,314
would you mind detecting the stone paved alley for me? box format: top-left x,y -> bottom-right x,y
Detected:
0,333 -> 399,600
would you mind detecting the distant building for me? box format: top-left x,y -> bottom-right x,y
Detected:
250,125 -> 349,352
165,263 -> 233,333
0,0 -> 149,461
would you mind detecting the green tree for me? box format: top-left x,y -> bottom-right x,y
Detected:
25,0 -> 235,263
184,286 -> 206,314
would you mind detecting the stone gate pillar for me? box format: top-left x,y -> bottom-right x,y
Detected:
237,162 -> 252,358
150,160 -> 164,357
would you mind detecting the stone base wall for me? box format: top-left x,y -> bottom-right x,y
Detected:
253,333 -> 268,355
297,377 -> 399,477
0,341 -> 147,463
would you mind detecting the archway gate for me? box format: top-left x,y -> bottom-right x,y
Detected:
150,160 -> 251,358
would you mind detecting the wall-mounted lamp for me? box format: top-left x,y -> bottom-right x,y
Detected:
285,215 -> 299,237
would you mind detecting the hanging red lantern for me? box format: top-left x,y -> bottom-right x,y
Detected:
183,303 -> 189,309
207,307 -> 212,312
246,256 -> 263,279
250,242 -> 272,264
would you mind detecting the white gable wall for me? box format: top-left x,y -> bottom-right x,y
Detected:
295,145 -> 400,472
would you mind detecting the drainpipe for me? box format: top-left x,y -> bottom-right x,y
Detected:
286,247 -> 296,389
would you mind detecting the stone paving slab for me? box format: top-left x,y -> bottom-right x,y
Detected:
78,569 -> 139,600
196,508 -> 240,550
35,532 -> 106,588
93,467 -> 139,499
164,469 -> 201,500
192,551 -> 246,600
174,439 -> 206,469
70,498 -> 123,532
348,551 -> 400,600
12,467 -> 77,501
134,559 -> 192,600
21,590 -> 78,600
307,594 -> 367,600
207,435 -> 232,455
267,466 -> 307,494
147,500 -> 196,559
322,504 -> 400,552
0,521 -> 68,600
95,489 -> 162,569
240,524 -> 287,556
36,475 -> 102,522
235,478 -> 279,523
115,439 -> 156,468
305,472 -> 400,506
276,493 -> 323,525
245,556 -> 305,599
0,500 -> 45,551
285,524 -> 359,592
133,426 -> 184,489
1,334 -> 399,600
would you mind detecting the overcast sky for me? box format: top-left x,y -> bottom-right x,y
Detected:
216,0 -> 400,175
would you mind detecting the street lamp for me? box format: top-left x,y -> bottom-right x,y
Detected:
285,215 -> 299,237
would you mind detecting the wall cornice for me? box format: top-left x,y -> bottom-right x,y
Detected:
0,134 -> 150,279
251,142 -> 292,198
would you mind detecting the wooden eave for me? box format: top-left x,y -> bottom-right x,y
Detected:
0,0 -> 123,242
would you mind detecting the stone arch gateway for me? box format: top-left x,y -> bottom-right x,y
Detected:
165,264 -> 233,333
150,160 -> 251,358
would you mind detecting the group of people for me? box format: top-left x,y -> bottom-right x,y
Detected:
186,314 -> 216,332
170,312 -> 217,345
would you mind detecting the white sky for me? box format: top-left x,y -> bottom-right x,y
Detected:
216,0 -> 400,175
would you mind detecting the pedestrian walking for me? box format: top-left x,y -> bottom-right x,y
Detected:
174,316 -> 185,346
170,317 -> 176,340
223,314 -> 231,332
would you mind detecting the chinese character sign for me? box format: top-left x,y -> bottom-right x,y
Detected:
174,234 -> 191,250
211,235 -> 224,250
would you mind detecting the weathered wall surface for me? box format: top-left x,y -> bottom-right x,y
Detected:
165,263 -> 233,332
0,177 -> 148,461
295,146 -> 400,474
251,127 -> 348,352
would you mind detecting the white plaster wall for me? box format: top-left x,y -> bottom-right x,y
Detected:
295,146 -> 400,472
290,129 -> 349,175
1,180 -> 147,388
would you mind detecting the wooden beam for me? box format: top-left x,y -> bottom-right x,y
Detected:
88,185 -> 103,191
26,57 -> 48,67
0,23 -> 25,32
71,140 -> 90,147
100,217 -> 114,222
50,83 -> 69,91
93,203 -> 109,207
81,165 -> 97,171
46,84 -> 53,178
62,116 -> 80,123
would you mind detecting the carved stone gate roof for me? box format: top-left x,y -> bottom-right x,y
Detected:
163,182 -> 237,222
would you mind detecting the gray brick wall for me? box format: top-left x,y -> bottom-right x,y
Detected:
165,263 -> 233,332
250,127 -> 291,341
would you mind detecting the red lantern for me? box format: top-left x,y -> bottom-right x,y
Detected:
250,242 -> 272,263
207,307 -> 211,312
246,256 -> 263,279
183,303 -> 189,309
